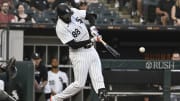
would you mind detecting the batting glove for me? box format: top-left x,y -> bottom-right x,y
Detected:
50,95 -> 59,101
91,35 -> 102,42
50,96 -> 58,101
90,26 -> 99,36
50,96 -> 55,101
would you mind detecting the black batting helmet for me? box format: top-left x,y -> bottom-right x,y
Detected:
56,3 -> 73,17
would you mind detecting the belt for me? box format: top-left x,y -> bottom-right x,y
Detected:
84,44 -> 92,49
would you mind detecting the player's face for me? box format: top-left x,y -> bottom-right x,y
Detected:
18,4 -> 25,13
32,58 -> 41,67
61,12 -> 73,24
172,53 -> 180,60
79,3 -> 88,10
51,58 -> 59,68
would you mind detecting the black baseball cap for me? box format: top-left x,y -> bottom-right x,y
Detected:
31,53 -> 40,59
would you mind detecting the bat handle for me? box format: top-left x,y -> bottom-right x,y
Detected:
99,38 -> 107,46
91,32 -> 106,45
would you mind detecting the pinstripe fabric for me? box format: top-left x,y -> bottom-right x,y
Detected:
89,49 -> 105,93
54,47 -> 105,100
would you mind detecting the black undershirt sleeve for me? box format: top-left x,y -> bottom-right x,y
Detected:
85,13 -> 97,26
67,39 -> 92,49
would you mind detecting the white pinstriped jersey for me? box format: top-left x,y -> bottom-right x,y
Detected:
56,8 -> 90,52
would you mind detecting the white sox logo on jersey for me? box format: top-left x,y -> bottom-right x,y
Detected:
49,77 -> 63,86
76,17 -> 83,24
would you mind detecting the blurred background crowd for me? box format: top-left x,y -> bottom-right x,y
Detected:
0,0 -> 180,26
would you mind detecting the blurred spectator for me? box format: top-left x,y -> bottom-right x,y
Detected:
31,53 -> 48,101
70,0 -> 86,8
130,0 -> 137,17
117,0 -> 145,23
139,0 -> 157,24
170,51 -> 180,101
107,0 -> 115,7
79,1 -> 88,10
47,0 -> 56,10
0,0 -> 14,9
171,0 -> 180,26
116,0 -> 130,9
14,3 -> 36,23
156,0 -> 175,26
44,57 -> 68,101
171,51 -> 180,60
137,0 -> 144,24
128,0 -> 137,15
114,0 -> 120,9
0,1 -> 15,23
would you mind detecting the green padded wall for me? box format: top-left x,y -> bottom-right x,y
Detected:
11,61 -> 34,101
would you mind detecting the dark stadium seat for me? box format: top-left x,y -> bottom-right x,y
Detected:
121,18 -> 132,25
25,9 -> 33,15
88,2 -> 105,9
95,18 -> 102,25
43,10 -> 58,23
88,2 -> 124,26
33,11 -> 54,23
113,18 -> 123,25
102,18 -> 111,25
88,2 -> 107,18
12,9 -> 17,15
102,10 -> 117,18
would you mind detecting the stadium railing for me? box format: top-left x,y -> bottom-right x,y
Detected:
101,59 -> 180,101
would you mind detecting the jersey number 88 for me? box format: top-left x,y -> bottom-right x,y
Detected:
72,29 -> 81,38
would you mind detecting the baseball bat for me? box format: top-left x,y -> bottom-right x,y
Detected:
99,38 -> 120,58
91,32 -> 120,58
